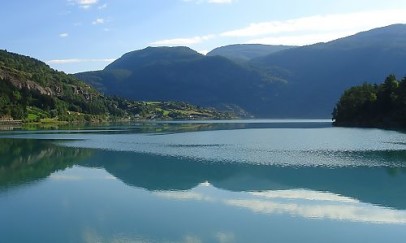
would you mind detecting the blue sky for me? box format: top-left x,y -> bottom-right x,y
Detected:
2,0 -> 406,73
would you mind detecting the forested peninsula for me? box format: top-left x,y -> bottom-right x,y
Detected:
333,74 -> 406,128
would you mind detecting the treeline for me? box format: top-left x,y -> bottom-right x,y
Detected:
333,74 -> 406,127
0,77 -> 128,122
0,49 -> 126,122
0,50 -> 232,122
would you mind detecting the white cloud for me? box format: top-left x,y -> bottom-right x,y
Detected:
247,31 -> 357,46
151,34 -> 215,46
197,50 -> 209,55
183,0 -> 235,4
149,9 -> 406,48
98,3 -> 107,9
222,188 -> 406,225
250,189 -> 359,203
154,189 -> 214,202
220,9 -> 406,45
208,0 -> 234,3
225,199 -> 406,224
222,10 -> 406,38
59,33 -> 69,38
154,183 -> 406,225
77,0 -> 98,4
92,18 -> 105,25
69,0 -> 99,9
47,58 -> 115,64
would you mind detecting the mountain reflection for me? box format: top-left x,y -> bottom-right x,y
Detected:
1,138 -> 406,210
86,150 -> 406,210
0,139 -> 93,189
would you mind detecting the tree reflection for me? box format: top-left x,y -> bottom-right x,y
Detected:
0,139 -> 93,188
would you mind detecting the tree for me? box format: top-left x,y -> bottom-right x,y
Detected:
377,74 -> 399,113
333,74 -> 406,128
332,83 -> 377,125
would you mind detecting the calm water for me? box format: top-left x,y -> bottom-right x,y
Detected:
1,120 -> 406,242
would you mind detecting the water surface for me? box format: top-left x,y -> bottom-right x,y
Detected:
1,120 -> 406,242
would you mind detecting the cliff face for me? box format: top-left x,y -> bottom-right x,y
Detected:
1,67 -> 55,96
0,52 -> 97,102
0,49 -> 115,121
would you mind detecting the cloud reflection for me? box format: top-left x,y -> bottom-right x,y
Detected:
250,189 -> 359,203
225,199 -> 406,224
155,183 -> 406,225
49,167 -> 118,181
155,190 -> 214,202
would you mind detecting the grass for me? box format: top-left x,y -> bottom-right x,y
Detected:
25,107 -> 50,122
39,118 -> 61,124
27,113 -> 38,121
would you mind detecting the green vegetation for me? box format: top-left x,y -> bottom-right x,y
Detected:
106,99 -> 235,120
332,74 -> 406,127
0,49 -> 127,122
0,49 -> 233,123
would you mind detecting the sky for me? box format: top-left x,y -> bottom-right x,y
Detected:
1,0 -> 406,74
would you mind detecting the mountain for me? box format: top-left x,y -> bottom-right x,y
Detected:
251,24 -> 406,117
207,44 -> 295,61
76,46 -> 279,116
0,49 -> 231,123
77,24 -> 406,118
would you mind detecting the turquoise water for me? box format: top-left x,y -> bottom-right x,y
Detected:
1,120 -> 406,242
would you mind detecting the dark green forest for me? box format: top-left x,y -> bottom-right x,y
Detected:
0,49 -> 231,123
0,49 -> 129,122
333,74 -> 406,127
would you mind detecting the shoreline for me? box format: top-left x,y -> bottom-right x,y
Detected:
0,120 -> 22,125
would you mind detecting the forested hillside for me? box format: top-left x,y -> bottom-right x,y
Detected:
333,74 -> 406,127
0,50 -> 232,123
0,49 -> 122,122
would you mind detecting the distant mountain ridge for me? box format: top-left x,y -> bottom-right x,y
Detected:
76,46 -> 276,116
207,44 -> 295,61
106,46 -> 201,70
250,24 -> 406,117
76,24 -> 406,118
